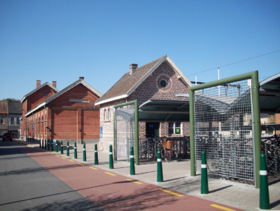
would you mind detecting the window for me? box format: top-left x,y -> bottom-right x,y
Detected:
0,118 -> 4,124
17,118 -> 20,125
160,79 -> 167,88
168,122 -> 181,136
69,99 -> 89,103
11,118 -> 14,125
104,109 -> 106,121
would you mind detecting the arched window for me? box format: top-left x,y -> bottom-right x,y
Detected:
104,109 -> 106,121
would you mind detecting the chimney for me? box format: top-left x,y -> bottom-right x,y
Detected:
52,81 -> 57,88
79,77 -> 84,80
36,80 -> 41,88
129,64 -> 138,75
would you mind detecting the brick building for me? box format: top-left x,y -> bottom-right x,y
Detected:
0,100 -> 8,135
21,77 -> 101,144
0,100 -> 22,137
95,55 -> 193,151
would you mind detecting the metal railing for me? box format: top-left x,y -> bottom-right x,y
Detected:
139,136 -> 190,162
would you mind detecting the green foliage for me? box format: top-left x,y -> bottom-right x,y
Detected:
268,114 -> 276,124
1,98 -> 20,102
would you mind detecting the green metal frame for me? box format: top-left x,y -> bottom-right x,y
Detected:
114,100 -> 139,165
189,71 -> 261,188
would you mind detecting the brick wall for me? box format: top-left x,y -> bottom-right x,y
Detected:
28,86 -> 57,111
48,84 -> 100,143
22,84 -> 100,143
99,61 -> 190,151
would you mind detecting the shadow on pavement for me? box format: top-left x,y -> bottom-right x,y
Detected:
1,183 -> 179,211
209,185 -> 233,193
271,199 -> 280,209
20,198 -> 103,211
0,163 -> 84,177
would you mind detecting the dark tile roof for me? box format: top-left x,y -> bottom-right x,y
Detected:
8,101 -> 22,114
96,56 -> 164,104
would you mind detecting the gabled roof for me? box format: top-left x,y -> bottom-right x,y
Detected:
21,82 -> 59,103
95,55 -> 193,105
25,78 -> 102,117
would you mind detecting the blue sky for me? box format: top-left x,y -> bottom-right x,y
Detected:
0,0 -> 279,100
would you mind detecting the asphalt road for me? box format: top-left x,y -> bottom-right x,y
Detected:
0,141 -> 103,211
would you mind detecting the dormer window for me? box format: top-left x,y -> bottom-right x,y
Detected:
44,91 -> 48,96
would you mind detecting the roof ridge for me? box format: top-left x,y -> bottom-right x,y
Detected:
95,55 -> 167,105
135,55 -> 165,71
21,82 -> 59,103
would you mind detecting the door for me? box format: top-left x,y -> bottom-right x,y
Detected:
146,122 -> 159,138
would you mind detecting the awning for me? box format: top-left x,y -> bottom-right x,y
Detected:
137,73 -> 280,122
138,100 -> 189,122
259,73 -> 280,114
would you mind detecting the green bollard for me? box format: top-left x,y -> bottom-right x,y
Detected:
83,143 -> 86,162
51,140 -> 54,151
201,151 -> 209,194
55,140 -> 58,152
61,141 -> 63,154
157,148 -> 163,182
109,145 -> 114,169
130,146 -> 135,175
260,153 -> 270,209
94,144 -> 99,165
74,142 -> 77,159
66,141 -> 69,156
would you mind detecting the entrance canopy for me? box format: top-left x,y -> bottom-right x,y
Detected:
138,100 -> 189,122
259,73 -> 280,114
138,73 -> 280,122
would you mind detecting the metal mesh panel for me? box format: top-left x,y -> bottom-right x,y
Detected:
194,80 -> 255,181
115,104 -> 135,161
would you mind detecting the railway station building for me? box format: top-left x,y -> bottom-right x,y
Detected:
20,77 -> 101,144
95,55 -> 193,152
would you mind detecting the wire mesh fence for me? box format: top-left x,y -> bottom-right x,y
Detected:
194,79 -> 255,181
115,104 -> 136,161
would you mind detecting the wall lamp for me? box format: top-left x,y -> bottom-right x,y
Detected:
46,126 -> 51,132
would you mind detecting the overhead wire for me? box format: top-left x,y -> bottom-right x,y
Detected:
186,49 -> 280,77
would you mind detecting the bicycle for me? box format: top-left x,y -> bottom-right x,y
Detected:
158,140 -> 174,162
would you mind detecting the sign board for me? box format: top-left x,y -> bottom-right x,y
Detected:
100,126 -> 103,138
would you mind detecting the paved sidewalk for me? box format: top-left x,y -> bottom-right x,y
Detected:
18,140 -> 280,211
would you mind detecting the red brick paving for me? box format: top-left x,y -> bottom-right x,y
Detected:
21,147 -> 244,211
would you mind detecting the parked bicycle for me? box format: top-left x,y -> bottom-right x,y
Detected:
158,140 -> 175,162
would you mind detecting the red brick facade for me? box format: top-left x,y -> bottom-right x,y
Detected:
99,61 -> 190,151
20,84 -> 57,139
21,81 -> 100,144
